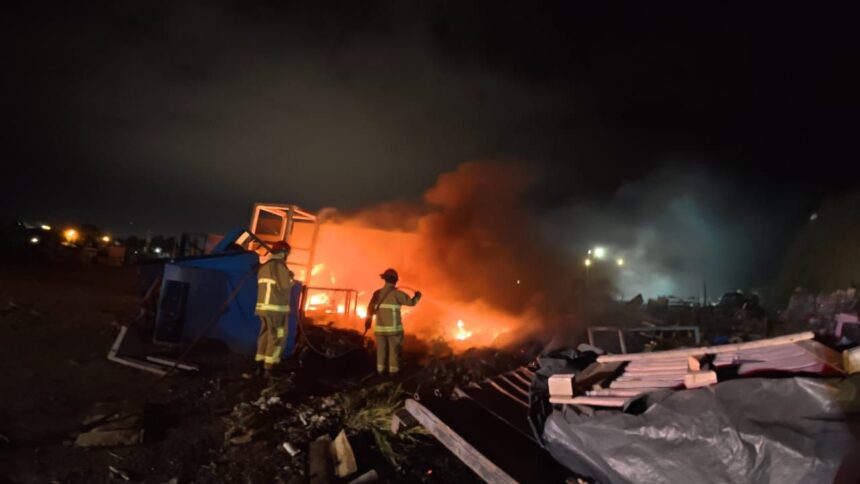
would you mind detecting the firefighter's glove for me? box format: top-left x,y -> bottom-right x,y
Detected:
414,291 -> 423,300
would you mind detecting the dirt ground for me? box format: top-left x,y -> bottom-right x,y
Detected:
0,256 -> 493,483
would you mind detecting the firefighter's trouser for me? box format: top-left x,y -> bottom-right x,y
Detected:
256,312 -> 287,368
376,333 -> 403,374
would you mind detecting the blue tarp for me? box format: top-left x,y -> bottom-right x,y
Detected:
158,251 -> 300,357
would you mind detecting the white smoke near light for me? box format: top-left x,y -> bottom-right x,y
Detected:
544,164 -> 799,301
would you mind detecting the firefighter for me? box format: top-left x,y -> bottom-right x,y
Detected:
364,268 -> 421,376
255,241 -> 294,378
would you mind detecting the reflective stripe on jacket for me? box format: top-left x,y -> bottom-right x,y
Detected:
255,255 -> 293,314
370,284 -> 420,335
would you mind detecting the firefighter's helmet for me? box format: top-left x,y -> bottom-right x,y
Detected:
380,268 -> 399,283
271,241 -> 291,253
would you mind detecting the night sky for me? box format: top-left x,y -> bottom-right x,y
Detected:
3,2 -> 857,240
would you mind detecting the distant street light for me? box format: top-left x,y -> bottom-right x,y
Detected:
40,224 -> 51,231
584,258 -> 592,267
63,228 -> 78,243
30,236 -> 40,244
617,258 -> 624,266
153,247 -> 163,254
101,235 -> 111,243
593,246 -> 606,259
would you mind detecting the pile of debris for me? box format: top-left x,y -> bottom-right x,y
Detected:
783,286 -> 859,337
535,332 -> 860,483
390,332 -> 860,483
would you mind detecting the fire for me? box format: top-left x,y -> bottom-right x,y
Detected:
301,222 -> 525,350
454,320 -> 472,341
306,292 -> 329,310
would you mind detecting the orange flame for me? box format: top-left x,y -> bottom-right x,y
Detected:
454,320 -> 472,340
305,221 -> 525,350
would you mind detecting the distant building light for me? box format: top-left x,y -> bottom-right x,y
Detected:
63,228 -> 78,243
40,224 -> 51,231
810,213 -> 818,221
30,236 -> 40,244
153,247 -> 163,254
101,235 -> 111,243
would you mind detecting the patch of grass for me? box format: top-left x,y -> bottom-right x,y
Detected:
343,383 -> 428,469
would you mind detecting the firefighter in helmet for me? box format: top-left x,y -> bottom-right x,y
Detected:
365,268 -> 421,376
255,240 -> 294,378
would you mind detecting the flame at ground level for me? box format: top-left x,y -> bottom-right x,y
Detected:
302,223 -> 526,350
454,320 -> 472,340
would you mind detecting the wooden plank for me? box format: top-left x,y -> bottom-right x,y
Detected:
457,384 -> 536,441
547,373 -> 574,396
739,360 -> 826,374
486,380 -> 529,408
574,361 -> 625,389
597,332 -> 814,363
610,379 -> 681,389
518,367 -> 536,379
616,373 -> 687,382
508,370 -> 532,387
683,371 -> 717,388
497,374 -> 530,396
795,340 -> 845,373
687,356 -> 701,372
624,363 -> 687,374
844,346 -> 860,374
549,396 -> 630,407
390,408 -> 419,434
586,388 -> 653,398
405,399 -> 518,484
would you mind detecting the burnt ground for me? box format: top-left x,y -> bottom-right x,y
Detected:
0,258 -> 528,483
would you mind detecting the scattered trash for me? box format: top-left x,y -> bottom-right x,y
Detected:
107,451 -> 125,461
107,465 -> 132,481
308,435 -> 333,484
107,326 -> 167,376
75,404 -> 144,448
330,430 -> 358,478
145,356 -> 199,372
347,469 -> 379,484
282,442 -> 301,456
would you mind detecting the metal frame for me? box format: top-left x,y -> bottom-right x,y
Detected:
587,326 -> 628,354
248,203 -> 320,283
302,286 -> 360,318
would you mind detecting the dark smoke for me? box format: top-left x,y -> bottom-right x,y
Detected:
774,188 -> 860,303
415,162 -> 570,316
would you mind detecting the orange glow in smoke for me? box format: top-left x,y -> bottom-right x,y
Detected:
454,320 -> 472,341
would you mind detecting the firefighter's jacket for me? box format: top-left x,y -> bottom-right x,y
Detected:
368,283 -> 421,335
255,254 -> 294,315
